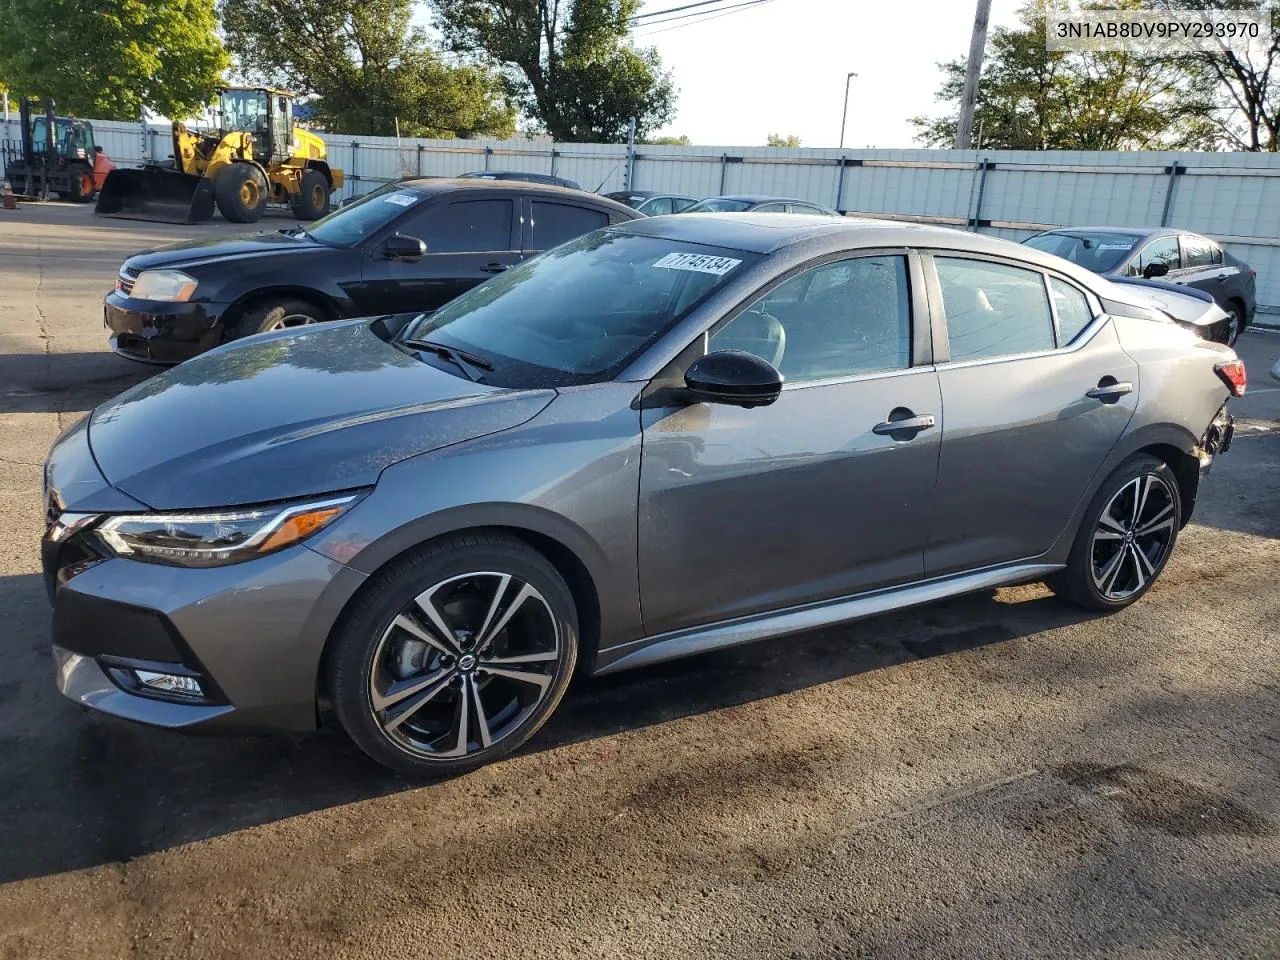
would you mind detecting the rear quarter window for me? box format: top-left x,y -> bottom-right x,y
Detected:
531,202 -> 610,249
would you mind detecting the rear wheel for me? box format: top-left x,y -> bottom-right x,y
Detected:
328,533 -> 578,776
214,163 -> 268,223
1224,301 -> 1246,347
290,169 -> 331,221
235,296 -> 326,337
1048,454 -> 1181,611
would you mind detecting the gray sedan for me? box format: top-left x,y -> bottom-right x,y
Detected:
1023,226 -> 1257,345
43,215 -> 1242,775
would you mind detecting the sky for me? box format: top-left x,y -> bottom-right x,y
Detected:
635,0 -> 1025,148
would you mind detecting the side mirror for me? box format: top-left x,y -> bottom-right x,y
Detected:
383,234 -> 427,260
684,350 -> 782,408
1143,262 -> 1169,279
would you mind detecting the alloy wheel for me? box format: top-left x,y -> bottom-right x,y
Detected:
1226,306 -> 1243,347
1090,473 -> 1177,602
368,572 -> 561,760
262,313 -> 316,332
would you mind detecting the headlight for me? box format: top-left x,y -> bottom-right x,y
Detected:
129,269 -> 198,302
96,494 -> 361,567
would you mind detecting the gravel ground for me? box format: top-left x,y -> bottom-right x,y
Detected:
0,203 -> 1277,960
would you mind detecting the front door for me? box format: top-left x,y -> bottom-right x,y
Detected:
355,196 -> 520,315
638,252 -> 941,636
924,254 -> 1139,576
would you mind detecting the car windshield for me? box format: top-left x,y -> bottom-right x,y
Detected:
306,184 -> 422,247
683,198 -> 752,213
1023,231 -> 1143,274
404,231 -> 758,388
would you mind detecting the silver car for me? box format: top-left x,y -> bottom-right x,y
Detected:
43,215 -> 1244,774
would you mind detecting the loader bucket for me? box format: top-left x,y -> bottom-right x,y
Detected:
94,167 -> 215,224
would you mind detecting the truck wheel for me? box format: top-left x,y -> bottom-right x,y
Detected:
290,170 -> 331,221
214,164 -> 269,223
68,165 -> 95,203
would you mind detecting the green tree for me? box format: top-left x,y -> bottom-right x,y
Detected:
219,0 -> 515,138
766,133 -> 802,147
911,1 -> 1215,150
1152,0 -> 1280,150
0,0 -> 226,120
644,134 -> 692,145
431,0 -> 677,143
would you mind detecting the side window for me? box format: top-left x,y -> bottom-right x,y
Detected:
1129,237 -> 1181,275
935,257 -> 1055,361
531,202 -> 608,249
417,199 -> 513,253
672,198 -> 695,212
1183,235 -> 1222,268
754,202 -> 788,213
644,197 -> 673,216
710,256 -> 911,382
791,203 -> 826,215
1049,276 -> 1094,344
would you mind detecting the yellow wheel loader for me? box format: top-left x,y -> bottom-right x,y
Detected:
96,86 -> 344,224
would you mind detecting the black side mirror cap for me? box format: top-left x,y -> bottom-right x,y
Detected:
384,234 -> 427,260
1143,262 -> 1170,279
684,350 -> 783,408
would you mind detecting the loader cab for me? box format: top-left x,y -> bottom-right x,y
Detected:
217,87 -> 294,163
30,117 -> 94,162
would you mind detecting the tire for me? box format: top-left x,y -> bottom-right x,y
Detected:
290,169 -> 331,221
1223,300 -> 1246,347
235,297 -> 326,337
1047,454 -> 1181,612
68,165 -> 95,203
214,163 -> 269,223
327,533 -> 579,776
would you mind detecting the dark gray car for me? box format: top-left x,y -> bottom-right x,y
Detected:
44,215 -> 1242,775
1023,226 -> 1257,345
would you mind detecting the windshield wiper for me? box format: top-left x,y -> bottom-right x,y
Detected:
400,338 -> 493,382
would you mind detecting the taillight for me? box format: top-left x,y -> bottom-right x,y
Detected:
1215,359 -> 1247,397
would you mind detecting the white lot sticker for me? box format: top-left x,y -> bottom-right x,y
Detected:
1097,243 -> 1133,251
383,193 -> 418,207
653,252 -> 743,275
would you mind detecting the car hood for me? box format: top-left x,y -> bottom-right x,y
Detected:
124,231 -> 327,272
88,319 -> 555,510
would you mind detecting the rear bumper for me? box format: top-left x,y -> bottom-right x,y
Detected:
104,292 -> 231,364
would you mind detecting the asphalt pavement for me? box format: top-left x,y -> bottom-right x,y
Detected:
0,203 -> 1277,960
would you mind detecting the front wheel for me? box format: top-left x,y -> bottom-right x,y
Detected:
235,296 -> 326,337
214,163 -> 269,223
290,169 -> 331,221
1048,454 -> 1181,611
68,165 -> 95,203
327,533 -> 579,776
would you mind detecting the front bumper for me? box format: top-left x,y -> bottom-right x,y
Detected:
104,291 -> 232,364
44,532 -> 366,733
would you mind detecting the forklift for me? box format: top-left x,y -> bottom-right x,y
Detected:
1,97 -> 114,202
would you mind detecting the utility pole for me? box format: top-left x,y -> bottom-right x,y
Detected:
838,72 -> 857,149
955,0 -> 992,150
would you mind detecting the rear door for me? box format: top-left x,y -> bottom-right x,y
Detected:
924,253 -> 1138,576
522,198 -> 612,255
355,195 -> 519,314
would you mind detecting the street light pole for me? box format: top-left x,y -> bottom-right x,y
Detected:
839,71 -> 857,149
956,0 -> 992,149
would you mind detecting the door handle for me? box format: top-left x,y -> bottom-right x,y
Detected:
872,413 -> 936,436
1085,381 -> 1133,402
480,262 -> 509,274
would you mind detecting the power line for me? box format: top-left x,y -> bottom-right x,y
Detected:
634,0 -> 772,28
628,0 -> 736,22
633,0 -> 775,35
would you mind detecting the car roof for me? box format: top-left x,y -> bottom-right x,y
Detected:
1038,226 -> 1173,238
394,177 -> 639,215
612,213 -> 1131,283
705,194 -> 806,204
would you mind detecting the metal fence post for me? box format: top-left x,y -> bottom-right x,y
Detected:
416,144 -> 424,177
719,154 -> 728,194
624,117 -> 636,190
969,158 -> 991,229
484,146 -> 492,171
1160,159 -> 1184,226
350,140 -> 359,197
834,156 -> 848,212
550,148 -> 559,178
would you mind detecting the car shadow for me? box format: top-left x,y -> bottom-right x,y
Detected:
0,568 -> 1104,885
0,351 -> 155,414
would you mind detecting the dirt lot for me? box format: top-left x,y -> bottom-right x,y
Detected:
0,203 -> 1278,960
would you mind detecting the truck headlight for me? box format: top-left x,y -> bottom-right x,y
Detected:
129,269 -> 198,302
96,494 -> 362,567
